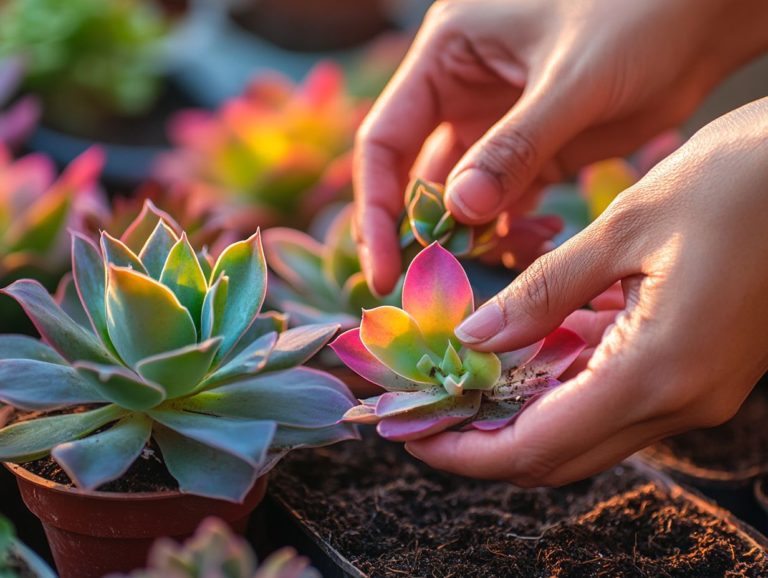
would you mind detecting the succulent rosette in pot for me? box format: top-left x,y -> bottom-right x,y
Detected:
0,200 -> 358,502
332,243 -> 585,441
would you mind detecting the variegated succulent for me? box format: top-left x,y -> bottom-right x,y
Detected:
264,204 -> 399,330
0,146 -> 107,279
0,200 -> 358,502
400,178 -> 561,270
333,243 -> 585,441
156,62 -> 366,229
110,518 -> 319,578
0,57 -> 40,149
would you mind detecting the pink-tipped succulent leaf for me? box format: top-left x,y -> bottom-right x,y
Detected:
332,243 -> 586,441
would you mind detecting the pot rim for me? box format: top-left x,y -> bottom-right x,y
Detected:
637,445 -> 767,485
4,461 -> 263,503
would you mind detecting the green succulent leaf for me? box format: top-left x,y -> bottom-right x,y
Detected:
201,332 -> 277,390
180,367 -> 355,428
0,360 -> 103,410
0,405 -> 126,462
0,335 -> 65,363
201,274 -> 229,341
135,338 -> 222,399
149,410 -> 276,467
209,232 -> 268,360
159,234 -> 208,332
106,266 -> 197,366
120,200 -> 181,254
56,274 -> 92,330
461,350 -> 502,391
154,426 -> 259,503
341,272 -> 380,312
1,280 -> 114,364
76,363 -> 166,411
221,312 -> 288,363
71,233 -> 113,351
101,232 -> 147,274
270,422 -> 360,451
261,323 -> 339,373
139,220 -> 178,279
6,189 -> 69,254
51,413 -> 152,490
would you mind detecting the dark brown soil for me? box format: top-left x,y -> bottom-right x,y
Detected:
647,384 -> 768,476
270,432 -> 768,577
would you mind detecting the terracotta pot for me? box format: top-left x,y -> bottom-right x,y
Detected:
5,463 -> 267,578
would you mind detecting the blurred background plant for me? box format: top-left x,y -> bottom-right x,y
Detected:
0,515 -> 55,578
0,58 -> 39,151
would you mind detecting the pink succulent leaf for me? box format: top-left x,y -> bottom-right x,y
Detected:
496,341 -> 544,374
374,387 -> 449,418
519,328 -> 586,381
56,146 -> 105,193
0,96 -> 40,149
359,306 -> 436,384
0,57 -> 24,104
301,60 -> 343,107
330,329 -> 423,391
402,243 -> 474,352
470,389 -> 555,431
377,391 -> 482,441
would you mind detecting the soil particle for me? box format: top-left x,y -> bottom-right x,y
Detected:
271,432 -> 768,577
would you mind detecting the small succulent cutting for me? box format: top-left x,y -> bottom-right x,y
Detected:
0,58 -> 39,149
110,517 -> 319,578
0,200 -> 358,502
400,178 -> 561,270
333,243 -> 585,441
0,146 -> 106,279
156,62 -> 365,228
264,204 -> 399,330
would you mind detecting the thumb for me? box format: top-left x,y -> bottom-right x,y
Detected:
445,80 -> 594,225
455,213 -> 639,351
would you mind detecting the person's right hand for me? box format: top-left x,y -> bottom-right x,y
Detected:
355,0 -> 768,295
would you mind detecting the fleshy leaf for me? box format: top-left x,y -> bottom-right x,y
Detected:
377,391 -> 481,441
263,228 -> 330,298
0,405 -> 126,462
154,425 -> 258,503
374,387 -> 449,418
100,232 -> 147,274
55,275 -> 91,330
402,243 -> 473,352
139,220 -> 179,279
209,232 -> 268,360
76,362 -> 166,411
201,332 -> 277,389
180,367 -> 355,428
0,360 -> 103,410
201,274 -> 228,341
159,234 -> 208,330
461,350 -> 502,391
270,422 -> 360,451
0,335 -> 65,363
516,328 -> 585,381
330,329 -> 422,391
359,306 -> 435,384
261,323 -> 339,372
135,338 -> 222,399
52,413 -> 152,490
120,200 -> 181,253
225,312 -> 288,361
71,233 -> 113,351
149,410 -> 276,466
106,266 -> 197,366
342,404 -> 379,424
1,280 -> 113,364
469,399 -> 526,431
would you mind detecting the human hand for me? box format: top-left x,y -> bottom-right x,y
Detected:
405,98 -> 768,486
355,0 -> 768,295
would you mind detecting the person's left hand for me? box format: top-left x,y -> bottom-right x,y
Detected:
405,97 -> 768,486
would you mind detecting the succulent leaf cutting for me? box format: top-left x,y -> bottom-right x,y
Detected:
0,200 -> 358,502
332,243 -> 585,441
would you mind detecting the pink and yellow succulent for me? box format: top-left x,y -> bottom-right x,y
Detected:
156,62 -> 366,229
332,243 -> 585,441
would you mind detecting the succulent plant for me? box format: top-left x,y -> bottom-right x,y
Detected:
0,57 -> 40,149
0,146 -> 107,279
0,515 -> 56,578
332,243 -> 585,441
264,204 -> 399,330
400,178 -> 561,270
156,62 -> 365,229
0,0 -> 168,132
0,200 -> 358,502
109,517 -> 319,578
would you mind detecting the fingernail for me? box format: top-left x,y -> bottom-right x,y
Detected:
455,303 -> 505,343
447,168 -> 504,220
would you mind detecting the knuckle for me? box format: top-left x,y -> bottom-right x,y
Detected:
508,448 -> 556,486
688,396 -> 740,429
504,256 -> 553,321
477,127 -> 540,190
425,0 -> 464,29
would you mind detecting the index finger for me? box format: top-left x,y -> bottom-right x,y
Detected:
354,32 -> 443,295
